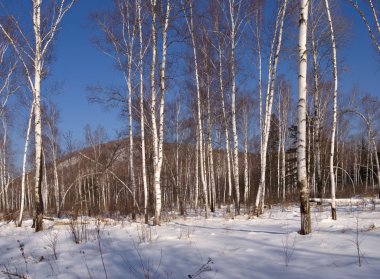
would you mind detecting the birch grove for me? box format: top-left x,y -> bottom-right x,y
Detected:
0,0 -> 378,237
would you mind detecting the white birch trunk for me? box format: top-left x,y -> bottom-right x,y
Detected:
207,78 -> 216,213
0,118 -> 8,212
281,134 -> 286,201
243,113 -> 249,207
42,148 -> 49,210
157,0 -> 170,223
151,0 -> 170,225
254,0 -> 288,215
369,0 -> 380,35
127,37 -> 136,221
137,0 -> 148,224
310,5 -> 322,199
281,85 -> 289,201
32,0 -> 44,232
370,134 -> 380,197
297,0 -> 311,235
52,146 -> 60,216
150,0 -> 160,224
229,0 -> 240,215
324,0 -> 338,220
277,96 -> 282,200
18,104 -> 34,226
217,31 -> 232,213
187,0 -> 209,218
195,133 -> 199,212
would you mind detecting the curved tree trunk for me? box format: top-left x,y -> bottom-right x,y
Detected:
325,0 -> 338,220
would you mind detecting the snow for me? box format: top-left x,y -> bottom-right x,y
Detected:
1,203 -> 380,279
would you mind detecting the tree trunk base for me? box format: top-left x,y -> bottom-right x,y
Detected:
153,212 -> 160,226
299,201 -> 311,235
331,206 -> 337,220
34,213 -> 43,232
235,204 -> 240,216
226,195 -> 232,213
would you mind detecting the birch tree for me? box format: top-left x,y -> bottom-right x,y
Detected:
185,0 -> 209,218
348,0 -> 380,53
344,95 -> 380,198
212,0 -> 233,213
254,0 -> 288,216
228,0 -> 242,215
0,41 -> 18,217
150,0 -> 171,225
0,111 -> 11,214
297,0 -> 311,235
202,37 -> 217,213
137,0 -> 149,224
0,0 -> 76,232
310,0 -> 322,199
0,42 -> 18,114
276,79 -> 290,201
43,101 -> 61,217
325,0 -> 338,220
92,0 -> 140,220
17,104 -> 34,226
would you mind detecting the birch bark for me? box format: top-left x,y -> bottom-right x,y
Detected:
137,0 -> 149,224
216,17 -> 233,213
297,0 -> 311,235
187,0 -> 209,218
310,1 -> 322,199
324,0 -> 338,220
151,0 -> 171,225
254,0 -> 288,215
228,0 -> 240,215
18,104 -> 34,226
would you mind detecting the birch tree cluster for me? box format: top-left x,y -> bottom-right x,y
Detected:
0,0 -> 379,234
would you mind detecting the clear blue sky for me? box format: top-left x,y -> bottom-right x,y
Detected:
5,0 -> 380,161
48,0 -> 122,146
50,0 -> 378,136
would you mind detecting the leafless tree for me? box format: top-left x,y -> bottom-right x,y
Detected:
0,0 -> 76,231
348,0 -> 380,53
297,0 -> 311,235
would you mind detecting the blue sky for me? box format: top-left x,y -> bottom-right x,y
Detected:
48,0 -> 122,144
47,0 -> 379,142
5,0 -> 380,163
339,1 -> 379,94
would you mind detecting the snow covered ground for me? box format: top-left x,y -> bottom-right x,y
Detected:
1,202 -> 379,279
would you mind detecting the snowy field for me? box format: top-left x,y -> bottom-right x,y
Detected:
1,201 -> 380,279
